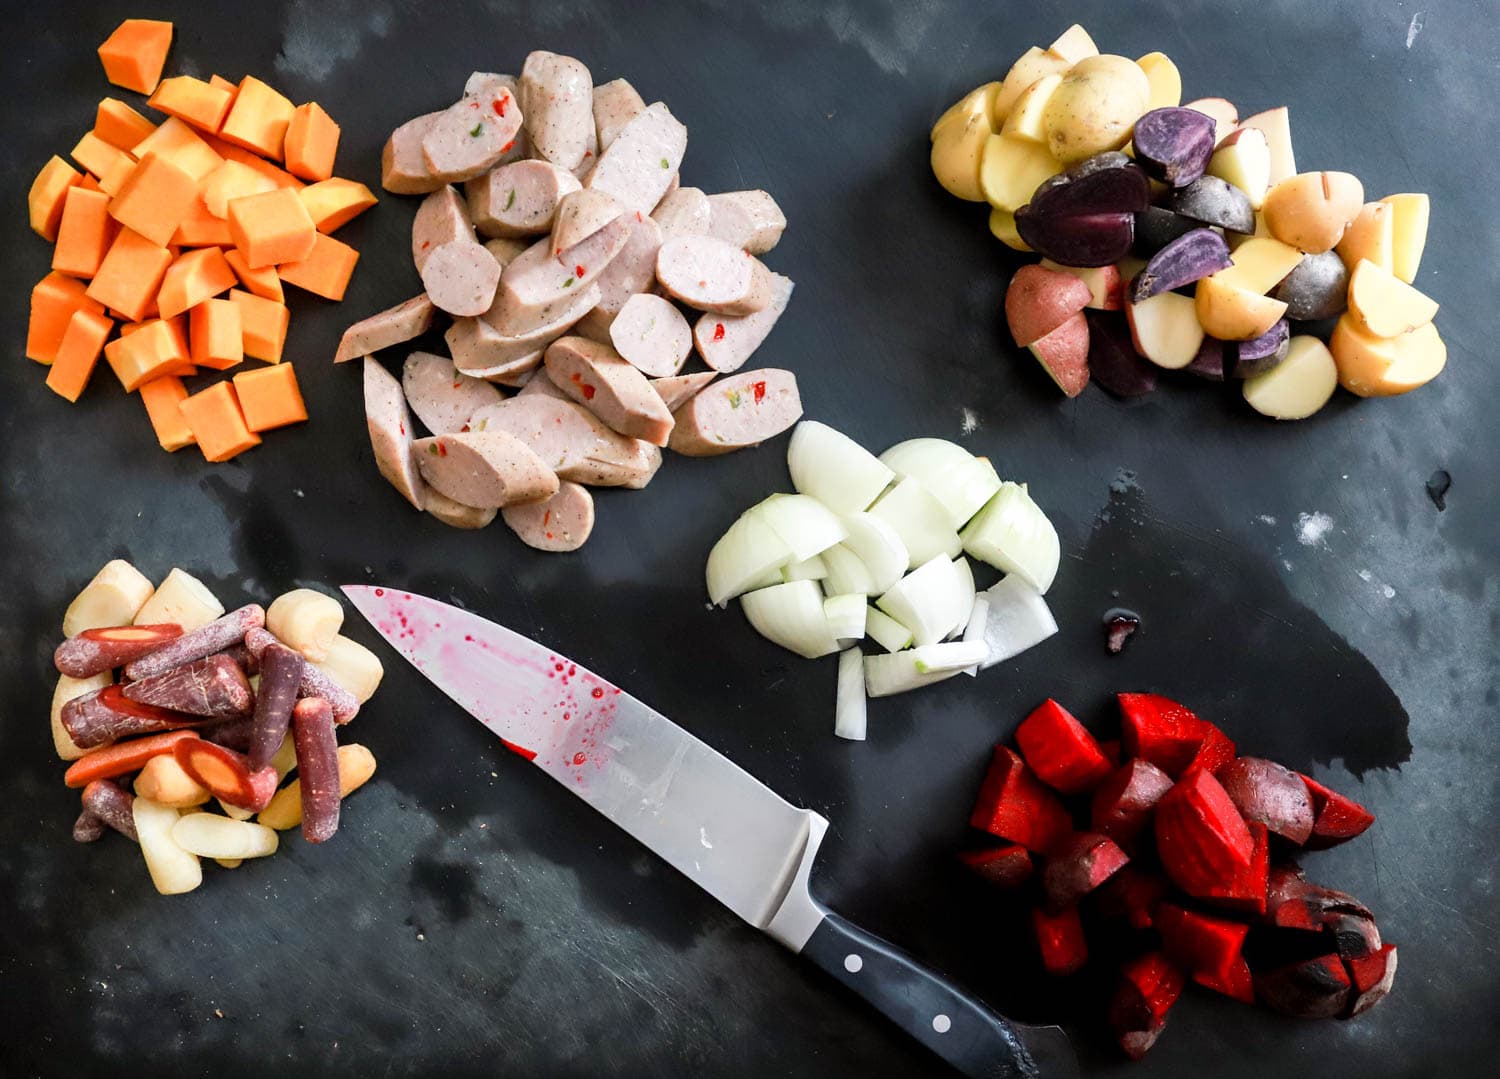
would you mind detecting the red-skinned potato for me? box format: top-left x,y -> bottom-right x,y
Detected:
1005,264 -> 1092,346
1027,311 -> 1091,396
1040,259 -> 1122,310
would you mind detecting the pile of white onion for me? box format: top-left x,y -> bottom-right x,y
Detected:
705,421 -> 1062,740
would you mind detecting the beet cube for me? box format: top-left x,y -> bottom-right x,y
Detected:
1343,943 -> 1397,1017
956,844 -> 1034,890
1298,774 -> 1375,849
1198,821 -> 1270,916
1091,758 -> 1174,845
1031,904 -> 1088,976
1254,953 -> 1351,1019
1193,956 -> 1255,1004
1117,692 -> 1224,777
1108,952 -> 1185,1059
1219,757 -> 1316,845
1094,867 -> 1172,930
1042,831 -> 1130,908
968,746 -> 1073,853
1015,698 -> 1114,794
1154,769 -> 1255,901
1155,902 -> 1250,979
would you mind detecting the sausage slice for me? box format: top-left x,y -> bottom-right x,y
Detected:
471,395 -> 655,488
551,189 -> 625,262
610,293 -> 691,377
544,335 -> 675,446
650,371 -> 717,412
420,240 -> 502,317
585,102 -> 687,215
519,51 -> 594,174
335,294 -> 435,363
463,72 -> 529,165
467,160 -> 581,240
446,282 -> 599,380
667,368 -> 802,457
502,482 -> 595,552
492,234 -> 624,335
421,76 -> 525,185
655,235 -> 774,316
652,186 -> 712,237
483,237 -> 529,271
693,272 -> 794,373
425,489 -> 497,530
707,190 -> 787,255
412,431 -> 558,509
401,352 -> 504,434
363,358 -> 427,510
587,212 -> 662,330
412,186 -> 475,273
381,112 -> 445,195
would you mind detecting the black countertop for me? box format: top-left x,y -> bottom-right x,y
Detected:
2,1 -> 1496,1075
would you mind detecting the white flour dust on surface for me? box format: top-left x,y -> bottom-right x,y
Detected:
1257,514 -> 1277,526
276,0 -> 394,82
1406,11 -> 1426,48
960,408 -> 979,435
1295,511 -> 1335,548
1358,569 -> 1399,600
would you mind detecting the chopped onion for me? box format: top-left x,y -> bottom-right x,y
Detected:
869,478 -> 962,569
741,580 -> 841,659
788,421 -> 895,515
754,494 -> 848,561
864,650 -> 966,698
912,641 -> 989,674
960,482 -> 1060,593
946,555 -> 976,640
879,438 -> 1003,528
876,555 -> 969,646
782,553 -> 828,582
834,648 -> 867,741
706,510 -> 795,607
841,513 -> 908,594
823,593 -> 868,642
979,574 -> 1058,669
961,596 -> 990,676
822,543 -> 877,596
865,607 -> 914,653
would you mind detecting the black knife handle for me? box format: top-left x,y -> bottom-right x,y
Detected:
801,912 -> 1075,1079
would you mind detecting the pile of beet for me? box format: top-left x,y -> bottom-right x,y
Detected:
961,693 -> 1395,1059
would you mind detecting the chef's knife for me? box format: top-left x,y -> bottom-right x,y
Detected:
345,586 -> 1077,1079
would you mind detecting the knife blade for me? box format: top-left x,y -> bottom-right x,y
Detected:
345,585 -> 1077,1079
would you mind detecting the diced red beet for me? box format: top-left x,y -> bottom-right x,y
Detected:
1218,757 -> 1315,845
1015,699 -> 1114,795
1042,832 -> 1130,908
1262,866 -> 1380,958
1094,866 -> 1172,930
1099,739 -> 1122,768
968,746 -> 1073,854
1194,956 -> 1255,1004
1184,726 -> 1236,776
1155,769 -> 1255,901
1254,953 -> 1351,1019
1108,952 -> 1184,1059
1156,902 -> 1249,979
1117,692 -> 1223,777
1091,758 -> 1174,845
1298,774 -> 1375,849
1326,910 -> 1383,960
1343,944 -> 1397,1017
957,845 -> 1034,889
1198,821 -> 1270,916
1031,904 -> 1088,976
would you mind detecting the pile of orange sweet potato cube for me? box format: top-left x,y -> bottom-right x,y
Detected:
25,18 -> 378,461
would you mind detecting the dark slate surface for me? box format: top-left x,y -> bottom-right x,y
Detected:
2,1 -> 1495,1076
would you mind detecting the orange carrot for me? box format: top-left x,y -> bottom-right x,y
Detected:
277,232 -> 358,301
52,187 -> 116,279
29,156 -> 83,241
45,309 -> 114,402
97,19 -> 174,95
107,152 -> 199,247
64,729 -> 200,788
233,363 -> 307,432
179,381 -> 261,461
283,102 -> 340,182
138,376 -> 195,451
85,228 -> 173,323
226,187 -> 316,268
218,76 -> 295,161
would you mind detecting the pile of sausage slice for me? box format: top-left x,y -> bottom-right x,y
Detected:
336,52 -> 803,552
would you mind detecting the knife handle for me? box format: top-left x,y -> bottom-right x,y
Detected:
801,911 -> 1068,1079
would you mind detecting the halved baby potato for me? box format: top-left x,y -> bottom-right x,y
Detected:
931,82 -> 1001,202
980,133 -> 1062,212
1243,335 -> 1338,419
1195,275 -> 1289,340
1330,315 -> 1446,397
1347,259 -> 1438,338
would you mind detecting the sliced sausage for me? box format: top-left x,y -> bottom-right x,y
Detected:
492,232 -> 625,335
593,78 -> 645,152
467,160 -> 581,239
425,489 -> 497,530
412,186 -> 474,273
516,367 -> 573,401
336,294 -> 435,363
421,240 -> 502,317
585,102 -> 687,215
655,235 -> 774,316
551,189 -> 625,262
363,358 -> 427,510
519,51 -> 594,173
667,368 -> 801,457
694,272 -> 794,373
402,351 -> 504,434
610,293 -> 691,377
463,72 -> 528,165
381,112 -> 444,195
421,76 -> 524,184
483,237 -> 529,271
447,282 -> 598,379
650,371 -> 717,412
707,190 -> 786,255
652,186 -> 711,237
470,395 -> 653,488
502,482 -> 595,552
544,335 -> 675,446
656,171 -> 681,208
588,212 -> 662,328
412,431 -> 558,509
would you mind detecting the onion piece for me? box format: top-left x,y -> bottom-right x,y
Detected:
822,543 -> 877,596
741,580 -> 841,659
788,421 -> 894,515
834,648 -> 867,741
865,607 -> 914,653
879,438 -> 1003,528
755,494 -> 848,562
912,641 -> 989,674
706,510 -> 796,607
960,482 -> 1060,593
979,574 -> 1059,669
782,553 -> 829,582
864,650 -> 967,698
961,596 -> 990,676
946,556 -> 976,640
823,594 -> 868,642
841,513 -> 909,594
876,555 -> 969,646
869,478 -> 962,569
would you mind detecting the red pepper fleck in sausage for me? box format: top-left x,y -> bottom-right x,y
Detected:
713,323 -> 726,342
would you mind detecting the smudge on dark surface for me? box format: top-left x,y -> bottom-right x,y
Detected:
1426,469 -> 1451,511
